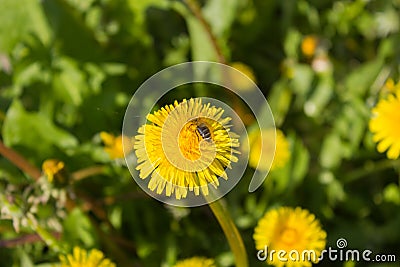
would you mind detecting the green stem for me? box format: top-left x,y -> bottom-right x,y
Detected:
71,165 -> 106,181
207,197 -> 248,267
0,232 -> 61,248
184,0 -> 226,64
343,159 -> 400,184
26,216 -> 65,253
0,140 -> 41,180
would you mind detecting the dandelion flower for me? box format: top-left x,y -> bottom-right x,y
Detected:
173,257 -> 216,267
248,129 -> 290,171
134,98 -> 240,199
301,35 -> 318,57
253,207 -> 327,267
59,247 -> 116,267
100,132 -> 131,159
42,159 -> 65,183
369,90 -> 400,159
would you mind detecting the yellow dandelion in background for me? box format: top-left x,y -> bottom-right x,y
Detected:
382,78 -> 400,94
369,89 -> 400,159
173,257 -> 216,267
42,159 -> 65,183
134,98 -> 240,199
248,129 -> 290,171
229,62 -> 257,91
100,132 -> 132,159
254,207 -> 327,267
301,35 -> 318,57
59,247 -> 116,267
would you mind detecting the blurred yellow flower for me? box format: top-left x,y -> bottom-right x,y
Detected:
248,129 -> 290,171
280,59 -> 295,79
42,159 -> 65,183
59,247 -> 116,267
253,207 -> 327,267
134,98 -> 240,199
100,132 -> 131,159
301,35 -> 318,57
382,78 -> 400,94
369,89 -> 400,159
229,62 -> 257,91
173,257 -> 216,267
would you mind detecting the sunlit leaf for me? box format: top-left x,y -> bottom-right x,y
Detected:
344,58 -> 384,97
52,57 -> 88,106
2,100 -> 78,155
291,64 -> 314,96
62,208 -> 97,247
268,81 -> 292,127
383,184 -> 400,205
320,132 -> 343,169
203,0 -> 240,37
0,0 -> 31,53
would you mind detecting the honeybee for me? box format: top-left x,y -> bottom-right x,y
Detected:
193,119 -> 212,142
196,123 -> 212,141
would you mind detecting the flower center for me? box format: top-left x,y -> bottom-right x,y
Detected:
178,122 -> 201,161
280,228 -> 298,246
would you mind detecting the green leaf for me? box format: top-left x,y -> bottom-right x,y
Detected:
304,74 -> 333,117
41,0 -> 105,60
268,81 -> 292,127
109,206 -> 122,229
0,159 -> 29,185
290,64 -> 314,96
284,29 -> 302,59
28,0 -> 52,46
289,134 -> 310,185
383,184 -> 400,205
297,0 -> 320,29
14,62 -> 50,88
62,208 -> 97,247
341,105 -> 367,150
320,132 -> 342,169
0,0 -> 31,53
52,57 -> 88,106
186,14 -> 218,62
344,58 -> 384,98
102,62 -> 127,76
84,63 -> 106,94
127,0 -> 169,26
327,176 -> 346,205
2,100 -> 78,155
126,0 -> 170,45
137,240 -> 157,259
268,132 -> 310,194
17,248 -> 34,267
203,0 -> 240,37
0,0 -> 51,53
173,1 -> 218,64
269,163 -> 291,194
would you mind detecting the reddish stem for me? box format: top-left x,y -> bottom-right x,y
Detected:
0,140 -> 41,180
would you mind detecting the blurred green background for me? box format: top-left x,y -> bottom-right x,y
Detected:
0,0 -> 399,266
